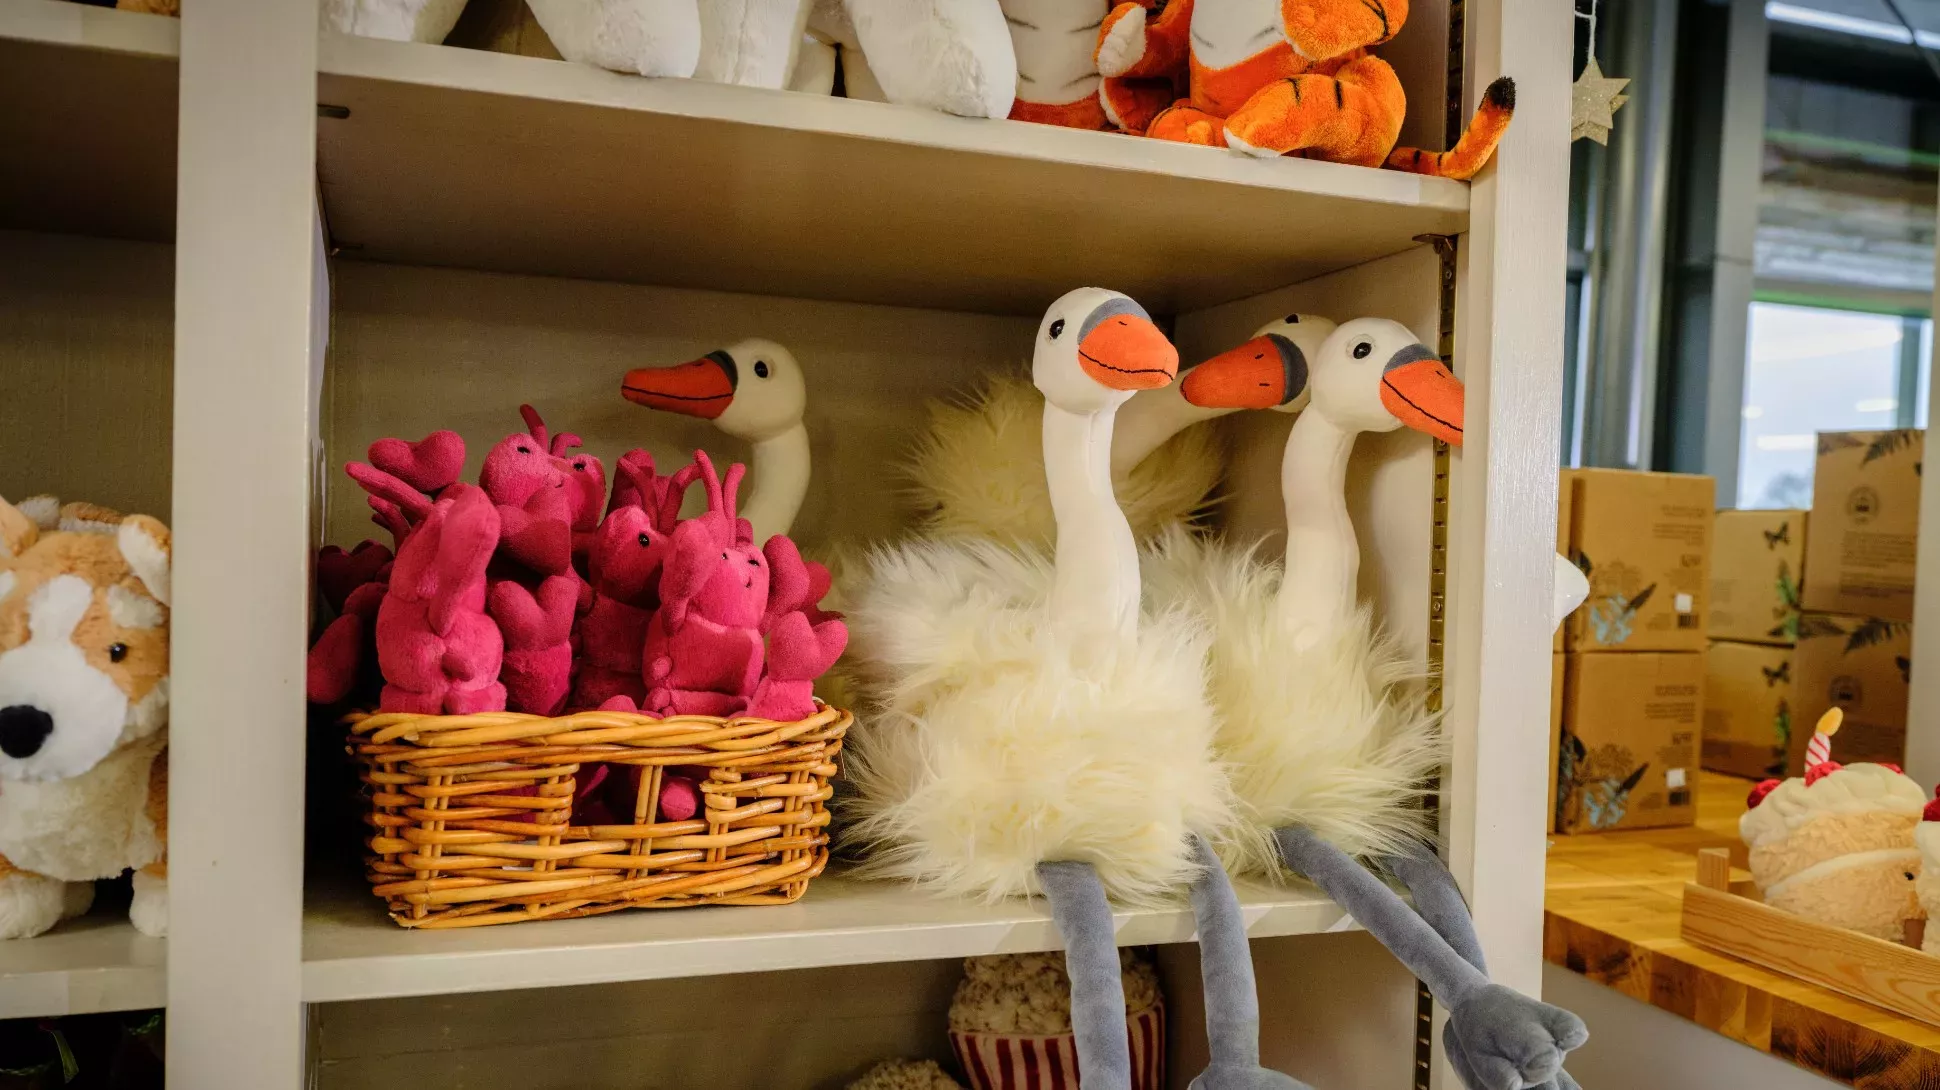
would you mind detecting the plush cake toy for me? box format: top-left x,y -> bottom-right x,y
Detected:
1741,709 -> 1926,940
1915,794 -> 1940,953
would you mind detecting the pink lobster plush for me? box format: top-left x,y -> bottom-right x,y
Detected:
642,453 -> 768,718
479,408 -> 580,717
307,541 -> 392,706
569,454 -> 698,710
374,483 -> 504,714
746,536 -> 847,721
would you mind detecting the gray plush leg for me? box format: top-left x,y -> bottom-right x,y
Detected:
1278,828 -> 1586,1090
1037,860 -> 1132,1090
1183,836 -> 1310,1090
1382,847 -> 1585,1090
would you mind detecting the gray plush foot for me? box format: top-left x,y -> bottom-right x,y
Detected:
1382,847 -> 1586,1090
1036,860 -> 1132,1090
1182,836 -> 1312,1090
1443,984 -> 1588,1090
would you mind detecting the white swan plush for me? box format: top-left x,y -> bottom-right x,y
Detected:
903,313 -> 1337,544
321,0 -> 471,42
622,338 -> 810,545
1179,318 -> 1591,1090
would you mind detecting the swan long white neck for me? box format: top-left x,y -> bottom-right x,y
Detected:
1276,408 -> 1359,642
1044,401 -> 1139,640
1109,384 -> 1230,479
738,422 -> 810,544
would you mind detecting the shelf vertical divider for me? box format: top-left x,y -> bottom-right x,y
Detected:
1439,0 -> 1574,1051
167,0 -> 322,1083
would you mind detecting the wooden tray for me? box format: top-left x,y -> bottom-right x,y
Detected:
1680,847 -> 1940,1027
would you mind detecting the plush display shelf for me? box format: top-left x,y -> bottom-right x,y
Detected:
0,912 -> 165,1018
0,0 -> 178,242
314,33 -> 1470,315
1545,770 -> 1940,1086
302,871 -> 1352,1003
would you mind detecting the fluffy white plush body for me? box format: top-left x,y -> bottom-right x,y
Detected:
902,372 -> 1225,545
694,0 -> 814,87
844,540 -> 1230,903
320,0 -> 470,42
527,0 -> 703,76
842,0 -> 1017,117
1142,528 -> 1440,876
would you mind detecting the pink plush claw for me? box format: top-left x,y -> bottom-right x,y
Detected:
317,540 -> 393,613
368,430 -> 466,495
307,612 -> 365,705
491,573 -> 578,716
347,462 -> 434,525
376,483 -> 505,715
658,774 -> 701,821
746,610 -> 848,721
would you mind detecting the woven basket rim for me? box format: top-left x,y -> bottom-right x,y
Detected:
345,702 -> 851,749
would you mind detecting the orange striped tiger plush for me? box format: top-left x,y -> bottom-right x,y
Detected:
1105,0 -> 1513,180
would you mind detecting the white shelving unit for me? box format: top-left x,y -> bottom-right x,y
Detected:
0,0 -> 1572,1084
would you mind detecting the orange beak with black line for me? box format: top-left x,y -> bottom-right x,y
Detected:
621,349 -> 738,420
1378,344 -> 1464,447
1078,313 -> 1178,391
1179,333 -> 1307,409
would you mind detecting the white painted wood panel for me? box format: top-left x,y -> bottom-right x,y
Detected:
0,230 -> 174,517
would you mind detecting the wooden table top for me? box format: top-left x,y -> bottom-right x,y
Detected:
1544,770 -> 1940,1087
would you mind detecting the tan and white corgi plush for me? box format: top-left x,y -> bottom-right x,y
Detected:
0,495 -> 170,939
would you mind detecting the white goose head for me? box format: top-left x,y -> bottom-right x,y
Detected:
1182,317 -> 1464,446
621,337 -> 807,443
1032,288 -> 1179,412
1182,313 -> 1339,415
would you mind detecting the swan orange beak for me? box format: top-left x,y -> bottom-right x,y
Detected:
1079,314 -> 1178,391
1180,334 -> 1307,408
621,350 -> 738,419
1379,345 -> 1464,447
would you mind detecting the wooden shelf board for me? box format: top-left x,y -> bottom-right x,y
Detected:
302,871 -> 1351,1003
0,911 -> 165,1018
314,35 -> 1470,315
0,0 -> 178,243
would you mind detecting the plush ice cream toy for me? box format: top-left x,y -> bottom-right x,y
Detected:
1741,708 -> 1926,940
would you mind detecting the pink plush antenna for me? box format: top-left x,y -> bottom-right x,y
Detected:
519,403 -> 549,450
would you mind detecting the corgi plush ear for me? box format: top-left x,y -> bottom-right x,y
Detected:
0,496 -> 40,560
118,515 -> 172,608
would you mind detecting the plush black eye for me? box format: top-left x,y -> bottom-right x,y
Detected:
574,462 -> 587,472
637,532 -> 652,547
1049,319 -> 1065,339
1284,314 -> 1300,324
1352,341 -> 1373,359
1908,871 -> 1918,881
109,643 -> 128,663
517,446 -> 532,454
721,551 -> 729,560
754,360 -> 770,379
748,557 -> 760,567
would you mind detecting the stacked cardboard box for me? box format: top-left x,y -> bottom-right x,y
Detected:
1701,509 -> 1805,779
1553,469 -> 1712,834
1792,429 -> 1921,772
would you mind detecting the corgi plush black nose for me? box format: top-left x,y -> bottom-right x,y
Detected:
0,705 -> 53,759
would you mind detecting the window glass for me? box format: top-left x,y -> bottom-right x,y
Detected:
1738,302 -> 1907,507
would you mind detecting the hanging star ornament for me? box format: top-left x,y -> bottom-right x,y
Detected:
1572,56 -> 1630,144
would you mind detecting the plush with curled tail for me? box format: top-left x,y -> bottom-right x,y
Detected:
1143,0 -> 1515,180
0,496 -> 172,938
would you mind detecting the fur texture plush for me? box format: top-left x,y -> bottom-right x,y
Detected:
320,0 -> 471,42
526,0 -> 704,77
843,0 -> 1016,118
902,373 -> 1223,545
1140,528 -> 1442,876
695,0 -> 814,87
843,538 -> 1233,905
0,496 -> 172,939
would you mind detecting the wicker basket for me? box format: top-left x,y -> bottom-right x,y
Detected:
346,703 -> 850,928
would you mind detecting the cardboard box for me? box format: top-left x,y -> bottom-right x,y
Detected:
1803,430 -> 1922,622
1710,509 -> 1806,645
1788,611 -> 1911,773
1557,652 -> 1701,834
1703,641 -> 1793,779
1556,471 -> 1576,652
1548,653 -> 1565,832
1565,469 -> 1714,653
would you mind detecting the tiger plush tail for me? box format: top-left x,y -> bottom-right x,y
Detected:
1385,77 -> 1516,181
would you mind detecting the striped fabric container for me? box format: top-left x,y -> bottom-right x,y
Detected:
950,999 -> 1165,1090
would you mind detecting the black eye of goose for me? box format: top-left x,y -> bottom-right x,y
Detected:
109,643 -> 128,663
1048,319 -> 1065,339
1284,314 -> 1300,324
754,360 -> 770,378
637,532 -> 652,547
1352,341 -> 1373,359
